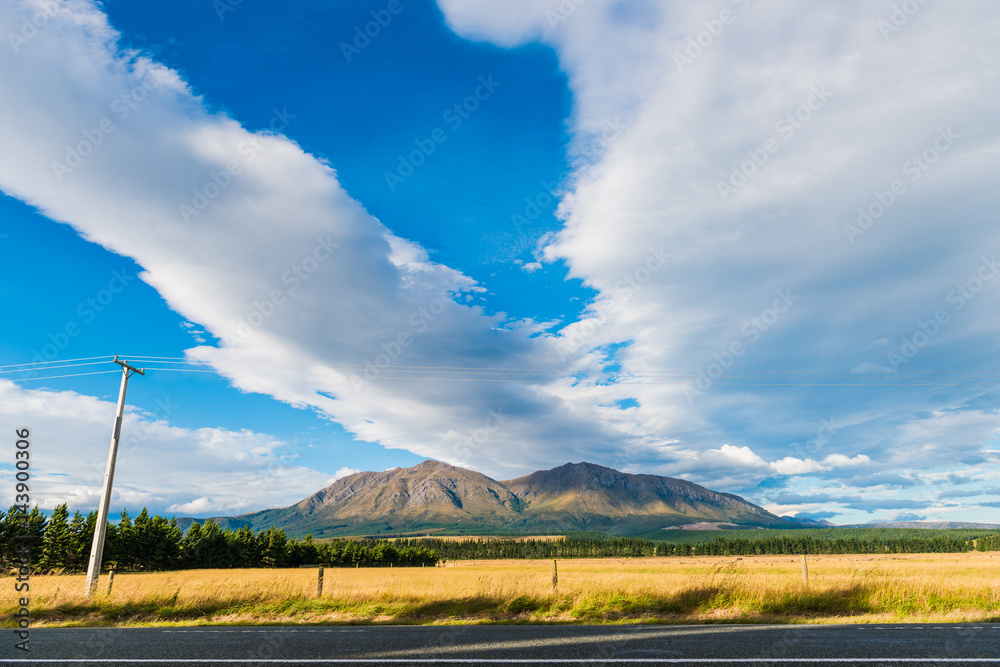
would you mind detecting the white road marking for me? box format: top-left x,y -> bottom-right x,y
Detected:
3,659 -> 1000,664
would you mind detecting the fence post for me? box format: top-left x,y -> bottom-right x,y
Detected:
106,569 -> 115,596
317,566 -> 324,597
800,554 -> 809,587
552,559 -> 558,593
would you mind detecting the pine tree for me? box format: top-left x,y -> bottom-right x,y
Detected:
128,508 -> 182,570
22,506 -> 47,569
180,522 -> 205,569
233,526 -> 260,566
0,508 -> 23,570
108,508 -> 134,570
65,511 -> 88,571
40,503 -> 71,571
197,520 -> 234,568
261,528 -> 287,568
156,517 -> 183,570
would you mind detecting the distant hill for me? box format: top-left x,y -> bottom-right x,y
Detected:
203,460 -> 790,538
780,516 -> 836,528
844,521 -> 1000,530
173,516 -> 252,534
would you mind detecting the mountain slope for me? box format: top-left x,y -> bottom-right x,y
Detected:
227,460 -> 786,538
236,460 -> 524,537
502,462 -> 787,534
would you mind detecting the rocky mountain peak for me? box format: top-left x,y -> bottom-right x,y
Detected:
226,460 -> 788,538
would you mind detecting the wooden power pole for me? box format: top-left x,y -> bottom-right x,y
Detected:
84,357 -> 144,597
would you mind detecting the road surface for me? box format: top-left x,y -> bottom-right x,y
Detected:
2,623 -> 999,665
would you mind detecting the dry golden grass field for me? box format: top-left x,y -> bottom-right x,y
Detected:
3,553 -> 999,627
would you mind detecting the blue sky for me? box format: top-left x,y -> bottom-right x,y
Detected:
1,0 -> 998,524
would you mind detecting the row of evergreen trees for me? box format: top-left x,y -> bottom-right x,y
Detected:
975,534 -> 1000,551
0,505 -> 438,572
4,503 -> 996,571
402,531 -> 998,560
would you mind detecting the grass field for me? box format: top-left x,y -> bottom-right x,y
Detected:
3,552 -> 999,627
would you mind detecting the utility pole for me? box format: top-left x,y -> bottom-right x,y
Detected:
83,357 -> 144,597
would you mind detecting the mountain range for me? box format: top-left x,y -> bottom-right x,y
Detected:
207,461 -> 791,538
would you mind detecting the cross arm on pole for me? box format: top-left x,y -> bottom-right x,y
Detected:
113,355 -> 145,377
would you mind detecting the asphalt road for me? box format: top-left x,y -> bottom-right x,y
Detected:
2,624 -> 999,666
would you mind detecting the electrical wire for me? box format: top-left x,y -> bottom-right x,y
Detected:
131,367 -> 1000,387
6,370 -> 121,382
0,355 -> 114,370
3,354 -> 998,387
0,360 -> 114,375
120,355 -> 1000,378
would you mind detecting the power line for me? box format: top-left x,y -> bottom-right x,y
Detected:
120,355 -> 1000,377
4,370 -> 121,382
131,366 -> 1000,387
4,354 -> 999,387
0,355 -> 114,370
0,360 -> 114,375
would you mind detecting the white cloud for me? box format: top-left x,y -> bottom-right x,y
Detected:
331,467 -> 361,481
436,0 -> 1000,488
714,444 -> 767,469
657,443 -> 868,479
823,453 -> 871,468
0,0 -> 632,487
167,497 -> 218,515
770,457 -> 827,476
0,380 -> 332,516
